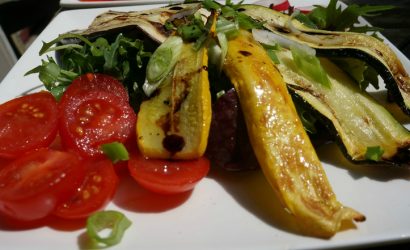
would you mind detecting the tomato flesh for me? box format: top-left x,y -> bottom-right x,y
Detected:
59,90 -> 136,158
62,73 -> 129,103
128,152 -> 210,195
53,159 -> 118,219
0,149 -> 85,221
0,92 -> 59,158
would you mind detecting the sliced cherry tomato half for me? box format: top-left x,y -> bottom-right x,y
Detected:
128,152 -> 210,195
59,90 -> 136,158
53,159 -> 118,219
0,148 -> 85,221
62,73 -> 129,103
0,92 -> 59,158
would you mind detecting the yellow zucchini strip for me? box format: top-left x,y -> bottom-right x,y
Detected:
137,43 -> 211,159
223,30 -> 365,238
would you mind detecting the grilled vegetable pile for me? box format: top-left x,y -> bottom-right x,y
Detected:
26,0 -> 410,238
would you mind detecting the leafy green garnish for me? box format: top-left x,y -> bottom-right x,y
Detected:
27,33 -> 152,107
25,56 -> 77,99
290,45 -> 331,88
101,142 -> 129,163
86,210 -> 132,248
222,0 -> 264,30
305,0 -> 394,32
203,0 -> 220,10
176,13 -> 206,41
365,146 -> 384,161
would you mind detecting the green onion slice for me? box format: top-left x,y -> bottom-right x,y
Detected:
101,142 -> 129,163
365,146 -> 384,161
290,44 -> 331,88
86,210 -> 132,247
146,36 -> 183,86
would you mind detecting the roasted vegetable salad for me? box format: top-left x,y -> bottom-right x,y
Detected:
2,0 -> 409,241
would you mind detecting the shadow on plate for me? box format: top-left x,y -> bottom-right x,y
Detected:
316,143 -> 410,182
112,171 -> 192,213
0,213 -> 85,232
207,166 -> 357,237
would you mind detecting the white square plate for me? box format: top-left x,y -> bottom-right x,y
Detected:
1,1 -> 410,249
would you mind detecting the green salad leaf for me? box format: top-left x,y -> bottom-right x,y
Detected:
294,0 -> 394,33
27,33 -> 152,106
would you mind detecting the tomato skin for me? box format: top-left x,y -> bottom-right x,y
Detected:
0,149 -> 85,221
128,152 -> 210,195
0,92 -> 59,158
53,159 -> 118,219
59,90 -> 136,158
63,73 -> 129,103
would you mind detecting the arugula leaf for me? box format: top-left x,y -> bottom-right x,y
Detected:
306,0 -> 394,33
28,33 -> 151,107
335,3 -> 395,32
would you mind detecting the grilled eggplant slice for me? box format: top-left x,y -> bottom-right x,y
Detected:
137,41 -> 212,159
240,4 -> 410,115
79,3 -> 206,43
223,30 -> 364,238
275,49 -> 410,164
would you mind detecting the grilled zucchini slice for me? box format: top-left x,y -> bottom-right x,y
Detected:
223,30 -> 364,238
240,4 -> 410,116
274,49 -> 410,164
137,42 -> 211,159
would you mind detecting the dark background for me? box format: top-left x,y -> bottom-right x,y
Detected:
344,0 -> 410,59
0,0 -> 410,249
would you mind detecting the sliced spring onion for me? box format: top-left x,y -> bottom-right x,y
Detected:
266,49 -> 280,64
146,36 -> 183,86
217,32 -> 228,71
101,142 -> 129,163
290,44 -> 331,88
87,210 -> 132,247
252,29 -> 316,54
216,17 -> 239,38
208,39 -> 222,70
365,146 -> 384,161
